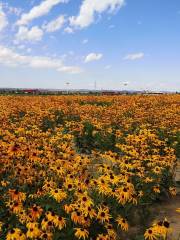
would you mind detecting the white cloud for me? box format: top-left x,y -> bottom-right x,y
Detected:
70,0 -> 125,29
0,45 -> 82,74
0,5 -> 8,31
64,26 -> 74,34
16,26 -> 44,42
124,52 -> 144,61
85,53 -> 103,63
17,0 -> 68,25
43,15 -> 65,32
82,39 -> 88,44
58,66 -> 83,74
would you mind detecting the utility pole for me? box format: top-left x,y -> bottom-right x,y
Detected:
66,82 -> 70,94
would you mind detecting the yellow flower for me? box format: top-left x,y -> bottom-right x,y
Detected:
105,224 -> 117,238
53,215 -> 66,230
116,216 -> 129,231
39,232 -> 53,239
169,187 -> 176,196
97,206 -> 111,223
0,221 -> 3,232
11,201 -> 23,214
6,228 -> 26,240
26,225 -> 41,239
96,234 -> 108,240
49,188 -> 67,202
176,208 -> 180,213
1,180 -> 10,187
71,211 -> 84,224
29,205 -> 43,220
8,189 -> 26,202
77,193 -> 93,207
83,206 -> 96,219
144,228 -> 158,240
64,204 -> 74,214
45,211 -> 57,222
116,186 -> 132,205
74,228 -> 89,239
153,186 -> 160,193
41,218 -> 49,231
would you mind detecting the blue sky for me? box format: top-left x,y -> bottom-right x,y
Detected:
0,0 -> 180,91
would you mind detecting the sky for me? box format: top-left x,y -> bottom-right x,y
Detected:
0,0 -> 180,91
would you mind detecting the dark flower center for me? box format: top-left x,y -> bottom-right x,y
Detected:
163,221 -> 170,228
101,212 -> 105,217
82,197 -> 87,202
33,207 -> 38,211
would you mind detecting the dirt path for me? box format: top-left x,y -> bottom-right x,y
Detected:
155,157 -> 180,239
151,161 -> 180,240
175,160 -> 180,193
154,195 -> 180,239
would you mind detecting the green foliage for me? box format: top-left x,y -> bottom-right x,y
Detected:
74,122 -> 117,153
41,116 -> 55,131
41,111 -> 80,132
79,100 -> 112,107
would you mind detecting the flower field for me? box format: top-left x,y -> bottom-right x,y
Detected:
0,94 -> 179,240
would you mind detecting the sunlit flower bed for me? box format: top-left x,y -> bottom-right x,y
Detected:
0,95 -> 179,240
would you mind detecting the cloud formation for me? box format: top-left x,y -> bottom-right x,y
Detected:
0,5 -> 8,31
43,15 -> 65,32
17,0 -> 68,25
124,52 -> 144,60
85,53 -> 103,63
0,45 -> 82,74
70,0 -> 125,29
15,26 -> 44,42
64,26 -> 74,34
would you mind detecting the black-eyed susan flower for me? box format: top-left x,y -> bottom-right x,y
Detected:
97,206 -> 111,223
74,228 -> 89,239
144,227 -> 158,240
49,188 -> 67,202
39,232 -> 53,239
26,225 -> 41,239
169,187 -> 176,196
96,234 -> 108,240
116,216 -> 129,231
29,205 -> 43,220
6,228 -> 26,240
71,210 -> 84,224
53,215 -> 66,230
8,189 -> 26,202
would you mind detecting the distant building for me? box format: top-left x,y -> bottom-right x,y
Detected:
21,89 -> 39,94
